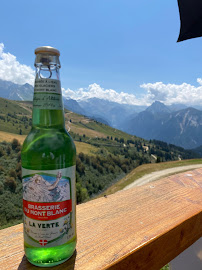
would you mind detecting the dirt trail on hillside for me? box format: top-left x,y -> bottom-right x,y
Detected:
124,164 -> 202,190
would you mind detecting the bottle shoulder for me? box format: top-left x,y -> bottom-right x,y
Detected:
21,128 -> 76,170
22,127 -> 76,154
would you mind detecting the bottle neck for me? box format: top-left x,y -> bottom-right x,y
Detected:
32,56 -> 65,129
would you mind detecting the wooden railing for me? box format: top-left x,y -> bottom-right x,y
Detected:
0,168 -> 202,270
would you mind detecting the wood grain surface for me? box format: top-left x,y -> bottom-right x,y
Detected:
0,168 -> 202,270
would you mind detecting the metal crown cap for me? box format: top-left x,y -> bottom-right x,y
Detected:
35,46 -> 60,56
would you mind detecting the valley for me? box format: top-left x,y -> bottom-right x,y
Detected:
1,79 -> 202,150
0,94 -> 201,230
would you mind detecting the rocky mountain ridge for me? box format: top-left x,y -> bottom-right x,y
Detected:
126,103 -> 202,149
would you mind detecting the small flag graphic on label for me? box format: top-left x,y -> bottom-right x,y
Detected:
39,240 -> 48,246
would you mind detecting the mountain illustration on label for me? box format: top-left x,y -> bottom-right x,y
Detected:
23,171 -> 70,202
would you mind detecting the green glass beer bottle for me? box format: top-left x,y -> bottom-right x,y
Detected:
21,46 -> 76,267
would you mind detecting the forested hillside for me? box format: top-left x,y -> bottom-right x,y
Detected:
0,140 -> 22,228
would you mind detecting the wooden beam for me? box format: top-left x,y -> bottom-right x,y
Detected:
0,168 -> 202,270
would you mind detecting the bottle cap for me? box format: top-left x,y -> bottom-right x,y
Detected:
35,46 -> 60,56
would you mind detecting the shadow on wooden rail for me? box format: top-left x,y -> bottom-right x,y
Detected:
0,168 -> 202,270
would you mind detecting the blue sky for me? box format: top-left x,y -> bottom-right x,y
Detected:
1,0 -> 202,105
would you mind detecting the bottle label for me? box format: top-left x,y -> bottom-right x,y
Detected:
33,78 -> 63,110
22,166 -> 76,248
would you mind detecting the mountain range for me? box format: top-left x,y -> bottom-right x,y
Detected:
78,98 -> 145,128
124,101 -> 202,149
1,79 -> 202,149
0,80 -> 33,101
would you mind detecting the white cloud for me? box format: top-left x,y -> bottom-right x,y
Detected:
140,79 -> 202,106
63,79 -> 202,106
0,43 -> 35,85
197,78 -> 202,85
62,83 -> 145,105
2,42 -> 202,106
62,79 -> 202,106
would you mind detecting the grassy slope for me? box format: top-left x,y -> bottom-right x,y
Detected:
0,131 -> 27,144
99,159 -> 202,196
0,97 -> 140,155
0,97 -> 200,161
65,111 -> 138,142
74,141 -> 97,155
1,98 -> 137,140
0,130 -> 97,156
0,98 -> 31,135
1,97 -> 202,187
0,98 -> 30,115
